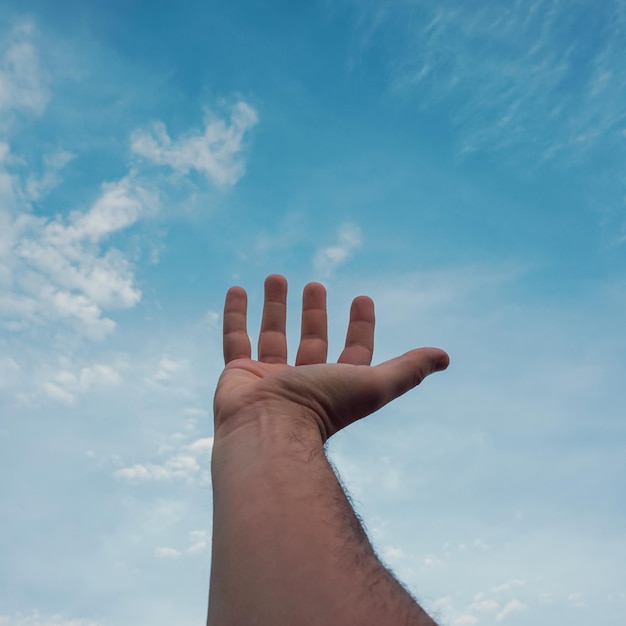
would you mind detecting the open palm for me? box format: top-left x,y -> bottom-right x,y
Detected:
213,275 -> 449,443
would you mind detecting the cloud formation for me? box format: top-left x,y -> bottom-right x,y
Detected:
0,21 -> 49,124
154,546 -> 181,558
42,362 -> 123,405
313,222 -> 362,277
1,174 -> 152,338
131,102 -> 258,186
496,599 -> 527,621
0,23 -> 147,339
115,436 -> 213,484
1,25 -> 259,341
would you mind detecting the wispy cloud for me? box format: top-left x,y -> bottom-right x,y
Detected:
153,528 -> 210,559
115,436 -> 213,484
115,454 -> 201,483
451,616 -> 478,626
490,579 -> 526,594
0,612 -> 100,626
153,546 -> 181,558
469,598 -> 499,613
131,102 -> 258,187
0,21 -> 49,126
496,598 -> 527,621
24,150 -> 74,202
186,529 -> 210,554
0,356 -> 21,389
313,222 -> 362,277
352,0 -> 626,164
149,356 -> 188,384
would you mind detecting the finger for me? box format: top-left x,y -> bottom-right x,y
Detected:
337,296 -> 375,365
295,282 -> 328,365
258,274 -> 288,364
320,348 -> 450,438
367,348 -> 450,409
223,286 -> 252,364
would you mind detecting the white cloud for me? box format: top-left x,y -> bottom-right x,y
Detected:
0,612 -> 100,626
115,431 -> 213,485
0,21 -> 49,123
496,599 -> 526,621
42,363 -> 123,405
131,101 -> 258,186
68,176 -> 151,243
434,596 -> 453,609
25,151 -> 74,202
187,437 -> 214,453
469,599 -> 499,613
1,174 -> 152,339
0,25 -> 254,343
382,545 -> 406,560
0,26 -> 257,345
151,356 -> 187,383
490,579 -> 525,594
115,454 -> 200,483
187,529 -> 209,554
451,616 -> 478,626
41,382 -> 76,405
78,363 -> 123,388
313,222 -> 362,277
154,546 -> 180,558
153,531 -> 210,559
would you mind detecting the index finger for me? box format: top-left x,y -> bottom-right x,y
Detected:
337,296 -> 375,365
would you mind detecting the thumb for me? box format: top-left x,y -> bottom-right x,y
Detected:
368,348 -> 450,409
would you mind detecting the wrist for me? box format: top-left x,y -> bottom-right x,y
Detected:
212,407 -> 325,473
214,402 -> 325,446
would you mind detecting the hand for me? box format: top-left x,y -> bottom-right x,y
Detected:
213,275 -> 449,443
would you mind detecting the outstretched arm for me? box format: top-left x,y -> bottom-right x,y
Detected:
207,275 -> 448,626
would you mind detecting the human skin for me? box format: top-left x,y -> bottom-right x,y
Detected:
207,274 -> 449,626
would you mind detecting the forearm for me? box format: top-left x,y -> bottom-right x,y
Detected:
207,413 -> 437,626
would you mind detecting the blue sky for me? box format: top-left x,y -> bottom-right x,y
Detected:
0,1 -> 625,625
